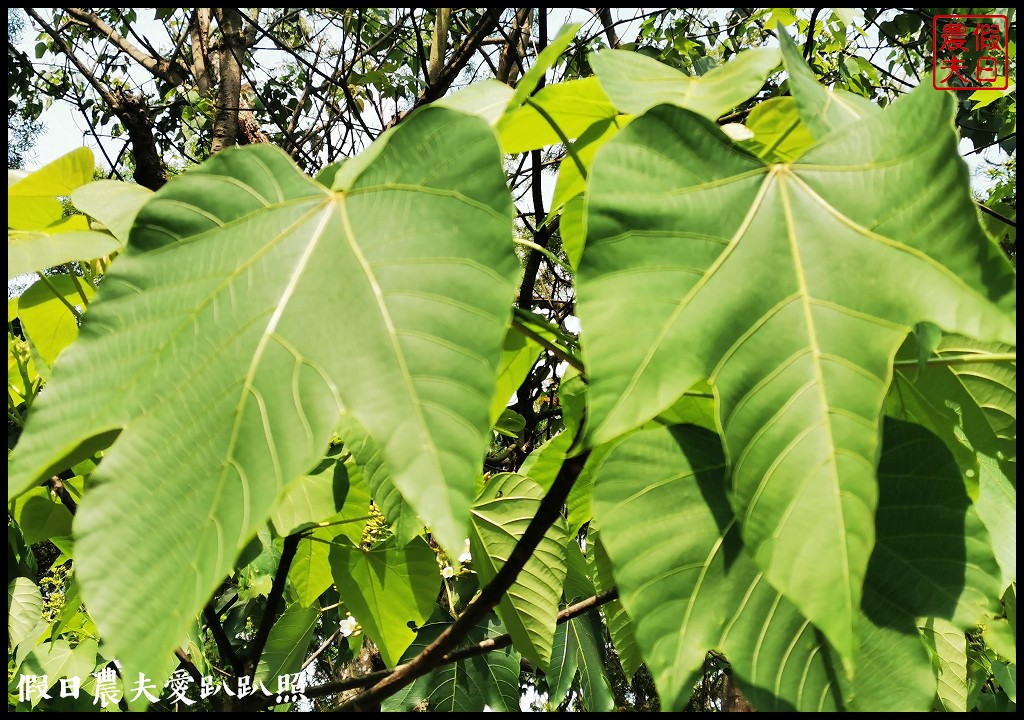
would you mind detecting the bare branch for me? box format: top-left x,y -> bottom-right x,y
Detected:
64,8 -> 186,84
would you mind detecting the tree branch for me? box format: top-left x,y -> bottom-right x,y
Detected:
427,8 -> 452,87
26,9 -> 168,189
246,533 -> 301,675
496,8 -> 532,85
334,449 -> 593,710
204,603 -> 246,678
384,8 -> 506,128
803,8 -> 822,60
593,8 -> 621,48
64,8 -> 187,84
293,588 -> 619,703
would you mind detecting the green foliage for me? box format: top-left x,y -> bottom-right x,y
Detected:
7,12 -> 1016,713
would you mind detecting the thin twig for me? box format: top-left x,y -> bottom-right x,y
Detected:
295,588 -> 619,702
894,352 -> 1016,369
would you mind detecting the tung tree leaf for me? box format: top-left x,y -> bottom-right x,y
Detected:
254,602 -> 320,686
7,229 -> 122,280
889,333 -> 1016,583
70,179 -> 154,243
498,77 -> 617,154
593,423 -> 963,711
578,83 -> 1016,660
17,275 -> 94,370
7,147 -> 95,230
863,420 -> 1003,631
8,577 -> 43,650
470,473 -> 568,668
590,46 -> 781,118
777,28 -> 877,139
740,97 -> 816,162
6,107 -> 517,685
329,535 -> 438,668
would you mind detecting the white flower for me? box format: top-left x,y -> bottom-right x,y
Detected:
458,550 -> 473,564
339,614 -> 359,637
441,565 -> 456,579
721,123 -> 755,141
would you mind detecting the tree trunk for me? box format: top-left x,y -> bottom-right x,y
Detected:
721,668 -> 756,712
210,8 -> 247,154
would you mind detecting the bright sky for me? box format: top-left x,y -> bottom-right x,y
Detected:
13,9 -> 1010,188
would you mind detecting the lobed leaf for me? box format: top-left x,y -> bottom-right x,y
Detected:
578,82 -> 1015,660
6,107 -> 517,686
470,473 -> 568,668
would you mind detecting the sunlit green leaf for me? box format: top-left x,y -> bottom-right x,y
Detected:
328,535 -> 438,667
579,83 -> 1015,660
70,179 -> 153,243
921,617 -> 968,712
489,325 -> 542,426
7,108 -> 516,687
740,96 -> 816,162
778,27 -> 876,138
8,577 -> 44,650
289,528 -> 335,608
254,602 -> 320,685
10,486 -> 73,546
498,78 -> 617,154
470,473 -> 567,668
7,230 -> 121,280
591,46 -> 780,117
17,275 -> 94,369
270,447 -> 369,539
8,148 -> 95,230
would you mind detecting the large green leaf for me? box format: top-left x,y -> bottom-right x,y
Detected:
6,108 -> 517,685
591,533 -> 644,681
7,147 -> 95,230
288,528 -> 335,608
335,413 -> 420,545
507,23 -> 581,111
8,229 -> 121,280
489,324 -> 542,425
739,96 -> 816,162
498,78 -> 617,154
9,486 -> 73,546
565,609 -> 616,712
470,473 -> 568,668
19,638 -> 99,701
984,584 -> 1016,664
17,275 -> 94,369
592,422 -> 994,711
70,179 -> 153,243
381,611 -> 521,712
328,535 -> 438,667
269,446 -> 370,539
254,602 -> 320,685
590,46 -> 780,118
578,84 -> 1016,659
